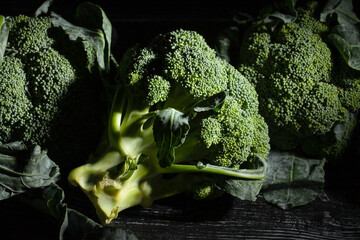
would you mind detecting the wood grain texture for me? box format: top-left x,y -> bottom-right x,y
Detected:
0,184 -> 359,240
107,189 -> 360,240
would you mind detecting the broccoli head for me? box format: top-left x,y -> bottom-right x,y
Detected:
237,5 -> 360,159
69,29 -> 270,224
0,15 -> 104,168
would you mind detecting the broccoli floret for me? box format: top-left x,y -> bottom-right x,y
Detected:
146,75 -> 171,105
237,5 -> 359,159
69,29 -> 270,224
0,15 -> 104,168
190,182 -> 224,200
0,56 -> 31,141
6,15 -> 54,53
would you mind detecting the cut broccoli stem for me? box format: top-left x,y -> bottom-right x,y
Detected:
69,161 -> 154,224
69,151 -> 267,224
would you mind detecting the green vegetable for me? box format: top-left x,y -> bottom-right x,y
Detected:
0,2 -> 111,168
69,29 -> 270,224
218,0 -> 360,160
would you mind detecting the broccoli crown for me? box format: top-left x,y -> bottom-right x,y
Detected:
119,29 -> 270,168
69,29 -> 270,224
238,6 -> 360,158
0,15 -> 103,166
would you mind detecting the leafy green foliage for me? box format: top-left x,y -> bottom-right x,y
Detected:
258,0 -> 297,23
0,15 -> 10,64
218,178 -> 263,202
320,0 -> 360,25
0,140 -> 138,239
69,29 -> 270,224
75,2 -> 113,73
153,108 -> 190,167
0,141 -> 60,200
262,151 -> 325,210
320,0 -> 360,70
328,24 -> 360,70
41,184 -> 138,240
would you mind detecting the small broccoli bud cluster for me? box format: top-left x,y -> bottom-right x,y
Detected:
7,15 -> 54,54
164,45 -> 229,98
146,75 -> 170,105
0,56 -> 31,142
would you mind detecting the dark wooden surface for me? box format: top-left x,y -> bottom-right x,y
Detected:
1,184 -> 359,239
111,191 -> 360,240
1,0 -> 360,239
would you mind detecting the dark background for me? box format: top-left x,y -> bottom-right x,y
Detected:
2,0 -> 360,57
2,0 -> 268,58
1,0 -> 360,239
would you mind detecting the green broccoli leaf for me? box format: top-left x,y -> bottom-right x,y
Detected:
328,23 -> 360,70
154,108 -> 190,167
261,151 -> 325,210
75,2 -> 112,73
0,142 -> 137,239
215,155 -> 266,201
34,0 -> 53,17
0,142 -> 60,200
320,0 -> 360,70
0,15 -> 10,65
41,183 -> 138,240
333,113 -> 356,140
193,91 -> 226,113
34,1 -> 112,72
41,184 -> 68,238
216,177 -> 263,201
50,12 -> 107,71
320,0 -> 360,25
215,26 -> 241,63
259,0 -> 297,23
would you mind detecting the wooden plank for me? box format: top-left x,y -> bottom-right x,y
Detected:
107,188 -> 360,240
0,184 -> 359,239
